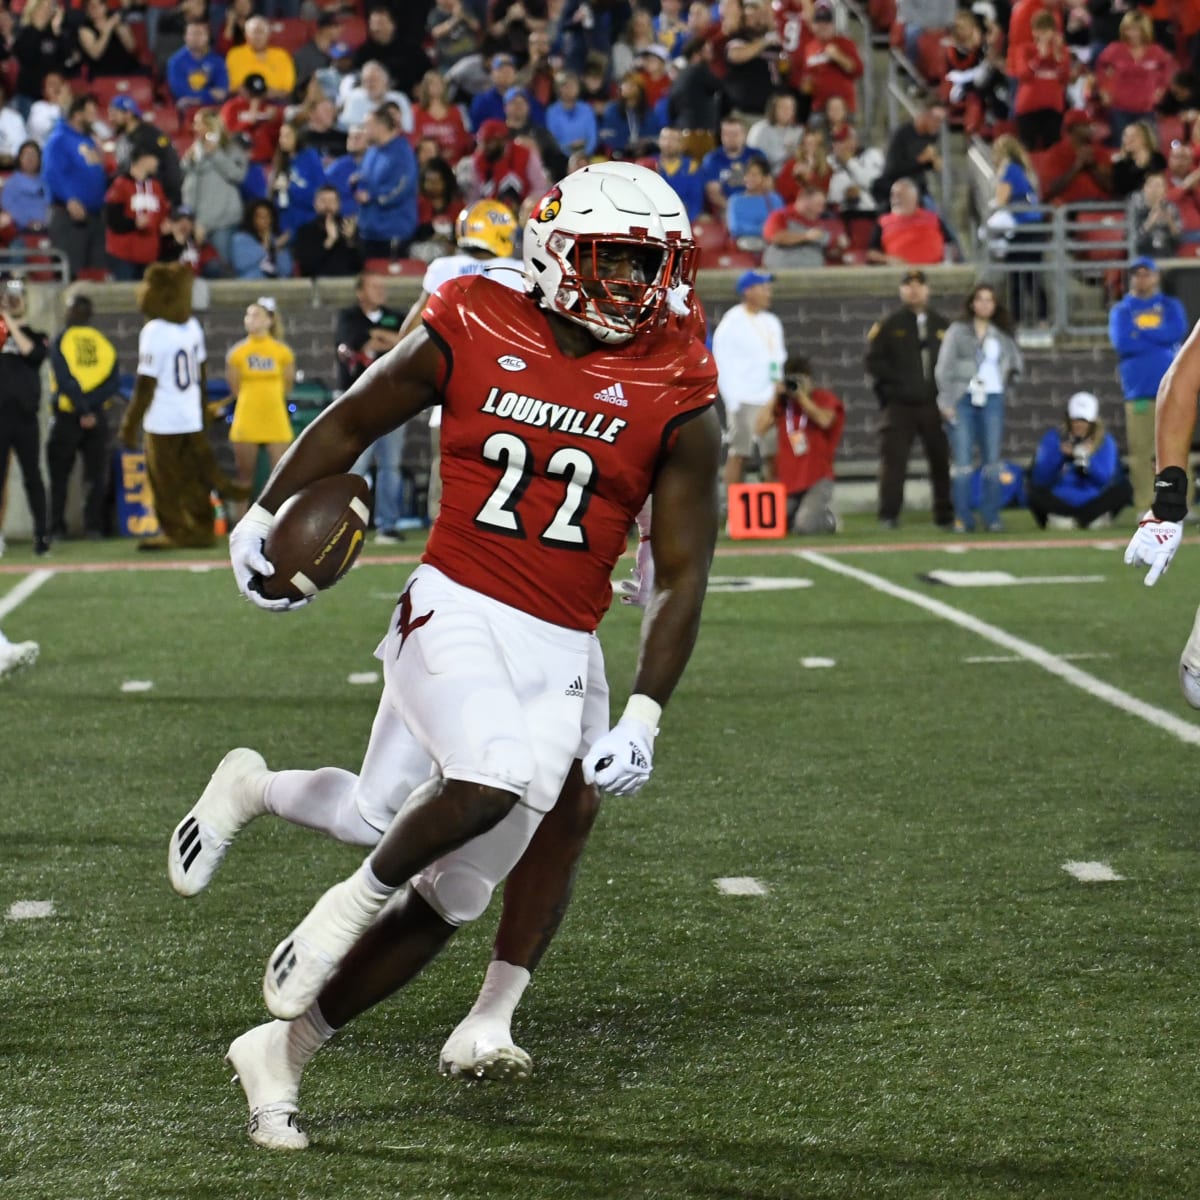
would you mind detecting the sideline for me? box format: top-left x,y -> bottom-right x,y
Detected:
0,569 -> 54,620
799,550 -> 1200,747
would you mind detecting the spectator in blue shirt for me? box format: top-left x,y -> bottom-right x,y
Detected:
701,115 -> 758,219
655,126 -> 705,223
469,54 -> 518,132
726,155 -> 782,242
546,72 -> 598,161
229,199 -> 295,280
44,95 -> 108,278
1028,391 -> 1132,529
1108,256 -> 1189,513
267,121 -> 326,237
355,105 -> 418,258
1,141 -> 49,234
598,73 -> 662,158
325,124 -> 368,219
167,20 -> 229,111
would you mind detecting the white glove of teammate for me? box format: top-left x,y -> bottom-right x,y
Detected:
582,695 -> 661,797
616,535 -> 655,607
1124,512 -> 1184,587
229,503 -> 309,612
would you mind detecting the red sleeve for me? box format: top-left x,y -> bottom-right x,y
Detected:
835,36 -> 863,79
762,207 -> 790,239
420,275 -> 473,389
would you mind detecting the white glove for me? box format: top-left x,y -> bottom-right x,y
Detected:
1124,511 -> 1184,587
229,503 -> 309,611
582,717 -> 655,796
616,535 -> 655,607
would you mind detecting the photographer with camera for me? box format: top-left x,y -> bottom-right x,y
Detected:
0,276 -> 50,555
754,354 -> 844,534
1027,391 -> 1132,530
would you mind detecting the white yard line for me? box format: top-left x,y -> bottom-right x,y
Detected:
6,900 -> 55,920
799,550 -> 1200,747
0,568 -> 53,621
1063,861 -> 1125,882
715,877 -> 768,895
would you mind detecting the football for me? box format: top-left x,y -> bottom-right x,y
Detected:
260,474 -> 372,602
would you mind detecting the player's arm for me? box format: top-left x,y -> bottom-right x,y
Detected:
1124,320 -> 1200,585
398,290 -> 431,339
225,349 -> 241,396
583,407 -> 721,796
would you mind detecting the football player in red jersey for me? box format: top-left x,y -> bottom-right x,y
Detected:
210,164 -> 719,1149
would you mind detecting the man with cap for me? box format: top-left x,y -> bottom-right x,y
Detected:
47,291 -> 120,540
167,18 -> 230,111
1028,390 -> 1131,529
220,74 -> 283,166
635,43 -> 673,108
227,15 -> 296,101
786,0 -> 864,117
43,94 -> 107,279
159,205 -> 222,278
470,53 -> 520,131
1041,110 -> 1114,205
104,148 -> 168,281
1108,256 -> 1188,513
458,117 -> 547,209
110,95 -> 183,208
865,269 -> 954,530
712,269 -> 787,488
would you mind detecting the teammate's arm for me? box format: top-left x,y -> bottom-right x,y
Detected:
1124,321 -> 1200,585
583,406 -> 721,796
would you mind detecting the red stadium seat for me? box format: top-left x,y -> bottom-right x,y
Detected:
1072,207 -> 1127,262
869,0 -> 897,33
1158,115 -> 1185,153
145,106 -> 180,135
339,14 -> 367,47
844,213 -> 877,252
708,248 -> 761,269
268,18 -> 310,54
693,217 -> 731,266
915,29 -> 948,82
364,257 -> 428,277
171,134 -> 193,160
76,267 -> 113,282
94,76 -> 156,112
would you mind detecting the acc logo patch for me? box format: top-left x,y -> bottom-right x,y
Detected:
533,187 -> 562,223
497,355 -> 526,371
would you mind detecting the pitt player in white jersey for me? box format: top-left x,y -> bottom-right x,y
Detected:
399,199 -> 526,518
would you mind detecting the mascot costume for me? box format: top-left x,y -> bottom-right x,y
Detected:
119,262 -> 243,549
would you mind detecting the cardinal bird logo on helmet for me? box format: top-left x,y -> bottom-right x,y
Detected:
533,187 -> 562,224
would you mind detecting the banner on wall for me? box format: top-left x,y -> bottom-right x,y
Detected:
116,449 -> 160,539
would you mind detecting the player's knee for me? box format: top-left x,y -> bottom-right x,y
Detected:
414,863 -> 497,926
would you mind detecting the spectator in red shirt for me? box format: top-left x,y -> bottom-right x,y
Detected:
754,354 -> 844,534
634,44 -> 673,108
220,73 -> 282,165
1165,140 -> 1200,235
1014,12 -> 1070,150
104,151 -> 168,281
866,177 -> 950,265
939,11 -> 987,135
1094,11 -> 1173,144
790,0 -> 864,116
1039,109 -> 1114,204
1006,0 -> 1063,82
411,71 -> 473,166
774,127 -> 833,203
457,118 -> 546,211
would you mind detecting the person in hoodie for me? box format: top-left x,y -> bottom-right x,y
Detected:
104,149 -> 169,281
0,141 -> 49,236
325,123 -> 367,219
1028,390 -> 1131,529
263,121 -> 325,239
354,104 -> 417,259
44,93 -> 107,278
1108,256 -> 1188,513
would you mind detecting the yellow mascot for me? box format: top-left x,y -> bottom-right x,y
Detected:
118,263 -> 243,549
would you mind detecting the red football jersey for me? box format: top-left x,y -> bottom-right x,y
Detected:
421,276 -> 716,631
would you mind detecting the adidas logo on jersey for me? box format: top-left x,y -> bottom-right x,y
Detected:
593,382 -> 628,407
565,675 -> 585,698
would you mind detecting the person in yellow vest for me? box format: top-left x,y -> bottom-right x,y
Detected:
47,293 -> 120,539
226,297 -> 295,516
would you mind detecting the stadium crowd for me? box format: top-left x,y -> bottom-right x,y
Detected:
0,0 -> 1191,284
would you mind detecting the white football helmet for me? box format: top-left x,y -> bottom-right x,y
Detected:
523,167 -> 688,345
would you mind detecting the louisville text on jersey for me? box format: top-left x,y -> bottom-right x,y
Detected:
480,386 -> 628,444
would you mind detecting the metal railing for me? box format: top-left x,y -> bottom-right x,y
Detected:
975,201 -> 1136,338
840,0 -> 876,135
2,244 -> 69,283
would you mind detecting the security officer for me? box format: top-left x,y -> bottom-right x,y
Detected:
864,268 -> 954,530
0,275 -> 50,555
47,293 -> 120,539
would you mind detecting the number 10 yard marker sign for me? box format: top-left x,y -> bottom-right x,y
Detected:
727,483 -> 787,539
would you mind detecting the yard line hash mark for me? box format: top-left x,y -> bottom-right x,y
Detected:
715,877 -> 768,896
6,900 -> 55,920
1063,861 -> 1125,882
0,568 -> 53,620
798,551 -> 1200,747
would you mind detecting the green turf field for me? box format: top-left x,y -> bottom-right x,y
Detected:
6,522 -> 1200,1199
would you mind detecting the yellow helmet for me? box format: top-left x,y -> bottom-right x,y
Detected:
455,199 -> 517,258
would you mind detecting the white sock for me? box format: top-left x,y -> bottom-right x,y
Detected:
342,858 -> 397,925
466,960 -> 531,1026
264,768 -> 381,847
284,1004 -> 337,1073
0,629 -> 10,650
